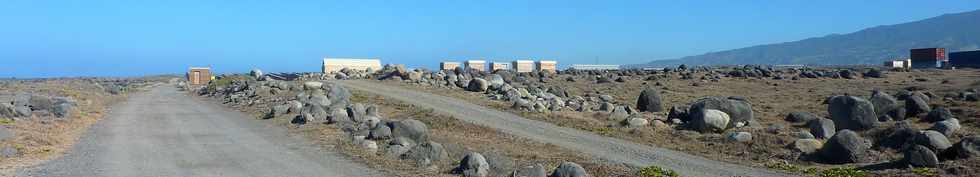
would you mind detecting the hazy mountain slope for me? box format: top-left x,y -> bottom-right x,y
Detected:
640,9 -> 980,67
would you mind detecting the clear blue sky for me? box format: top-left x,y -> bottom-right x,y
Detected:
1,0 -> 978,78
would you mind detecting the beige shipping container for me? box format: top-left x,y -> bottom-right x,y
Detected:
490,61 -> 510,71
322,58 -> 382,73
512,60 -> 534,73
537,60 -> 557,72
440,61 -> 461,71
465,60 -> 486,72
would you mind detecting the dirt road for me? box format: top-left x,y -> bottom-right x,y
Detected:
339,80 -> 795,177
16,86 -> 385,177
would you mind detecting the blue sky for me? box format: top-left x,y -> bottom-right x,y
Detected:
1,0 -> 978,78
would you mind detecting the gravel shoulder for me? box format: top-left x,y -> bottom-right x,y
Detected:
339,80 -> 795,177
16,86 -> 386,177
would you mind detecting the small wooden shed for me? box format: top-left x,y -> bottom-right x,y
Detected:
187,67 -> 212,85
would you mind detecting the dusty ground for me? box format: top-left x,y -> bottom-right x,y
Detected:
378,68 -> 980,176
202,79 -> 636,177
0,78 -> 159,175
18,86 -> 385,177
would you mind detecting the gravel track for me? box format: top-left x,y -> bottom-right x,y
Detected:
340,80 -> 796,177
16,86 -> 386,177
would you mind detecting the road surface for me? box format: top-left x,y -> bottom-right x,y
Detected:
17,86 -> 385,177
339,80 -> 795,177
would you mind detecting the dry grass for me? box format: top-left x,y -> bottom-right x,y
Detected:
381,68 -> 980,176
0,80 -> 129,175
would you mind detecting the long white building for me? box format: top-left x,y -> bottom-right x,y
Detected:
322,58 -> 382,73
569,64 -> 620,71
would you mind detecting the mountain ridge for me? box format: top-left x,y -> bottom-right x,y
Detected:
637,9 -> 980,67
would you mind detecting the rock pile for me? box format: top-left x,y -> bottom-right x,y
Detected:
0,92 -> 77,119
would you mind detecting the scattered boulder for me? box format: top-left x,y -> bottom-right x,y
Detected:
303,82 -> 323,90
346,104 -> 367,122
625,118 -> 649,127
667,105 -> 690,122
930,118 -> 960,137
490,74 -> 505,86
819,130 -> 869,164
29,95 -> 55,111
785,112 -> 818,124
50,102 -> 73,118
290,114 -> 308,125
965,92 -> 980,101
0,103 -> 19,118
887,107 -> 907,121
326,108 -> 350,123
609,106 -> 629,120
455,152 -> 490,177
727,132 -> 752,142
869,91 -> 899,116
863,68 -> 885,78
881,121 -> 918,149
309,94 -> 331,106
692,109 -> 730,133
250,69 -> 263,79
913,130 -> 952,152
401,141 -> 447,167
904,145 -> 939,167
839,70 -> 857,79
0,126 -> 12,141
925,107 -> 953,122
369,125 -> 392,140
952,136 -> 980,159
386,144 -> 411,158
905,94 -> 931,116
827,96 -> 878,131
808,118 -> 836,139
1,146 -> 18,158
688,97 -> 754,128
268,104 -> 290,118
792,139 -> 823,154
364,115 -> 382,129
636,88 -> 663,112
511,164 -> 547,177
549,162 -> 588,177
326,84 -> 352,108
467,78 -> 490,92
389,119 -> 430,143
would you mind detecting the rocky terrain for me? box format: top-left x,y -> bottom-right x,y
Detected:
0,77 -> 163,175
369,65 -> 980,177
191,71 -> 638,177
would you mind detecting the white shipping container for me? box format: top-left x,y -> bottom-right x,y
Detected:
323,58 -> 382,73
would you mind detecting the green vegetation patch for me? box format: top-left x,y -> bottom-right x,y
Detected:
819,167 -> 868,177
911,167 -> 937,177
636,165 -> 680,177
